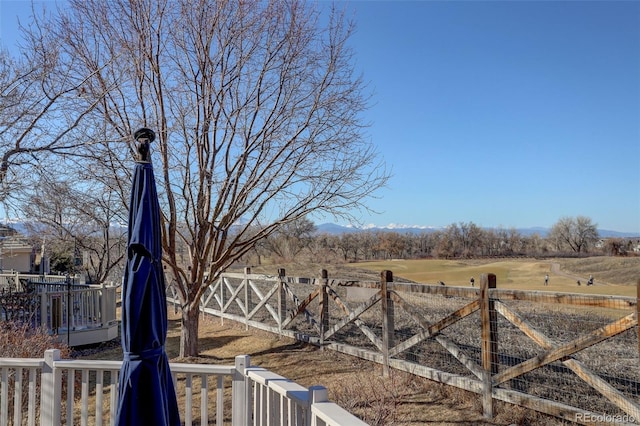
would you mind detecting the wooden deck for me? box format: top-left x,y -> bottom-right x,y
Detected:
0,273 -> 118,347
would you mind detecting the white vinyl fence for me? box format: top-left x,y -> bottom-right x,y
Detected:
0,349 -> 367,426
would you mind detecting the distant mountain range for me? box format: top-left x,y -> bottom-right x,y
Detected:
315,223 -> 640,238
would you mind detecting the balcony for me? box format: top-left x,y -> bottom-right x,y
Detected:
0,349 -> 367,426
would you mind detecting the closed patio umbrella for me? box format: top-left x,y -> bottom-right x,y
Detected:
116,128 -> 180,426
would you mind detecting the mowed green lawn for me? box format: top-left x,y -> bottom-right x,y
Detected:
347,257 -> 639,297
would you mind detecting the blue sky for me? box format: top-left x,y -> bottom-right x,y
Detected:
2,1 -> 639,233
338,1 -> 639,233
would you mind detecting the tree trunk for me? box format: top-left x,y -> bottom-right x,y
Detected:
180,303 -> 200,357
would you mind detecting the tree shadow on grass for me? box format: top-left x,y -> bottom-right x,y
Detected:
165,333 -> 247,360
247,340 -> 308,358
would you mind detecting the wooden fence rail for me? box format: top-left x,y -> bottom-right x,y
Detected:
169,269 -> 640,425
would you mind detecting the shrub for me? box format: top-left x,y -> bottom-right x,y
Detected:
0,321 -> 71,422
0,321 -> 70,358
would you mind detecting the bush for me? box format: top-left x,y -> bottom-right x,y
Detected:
0,321 -> 70,358
0,321 -> 71,422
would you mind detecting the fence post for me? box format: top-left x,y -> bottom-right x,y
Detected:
637,279 -> 639,365
220,274 -> 225,325
40,349 -> 61,426
101,282 -> 107,326
40,292 -> 47,329
231,355 -> 251,426
309,385 -> 329,426
278,268 -> 286,336
480,273 -> 497,419
319,269 -> 329,349
244,267 -> 252,330
381,270 -> 394,378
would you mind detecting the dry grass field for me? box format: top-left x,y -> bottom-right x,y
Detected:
80,256 -> 638,425
343,256 -> 640,297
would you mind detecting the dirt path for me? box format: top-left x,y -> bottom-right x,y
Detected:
549,262 -> 609,286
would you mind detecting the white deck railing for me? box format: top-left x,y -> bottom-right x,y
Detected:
0,272 -> 85,293
0,273 -> 119,346
0,349 -> 367,426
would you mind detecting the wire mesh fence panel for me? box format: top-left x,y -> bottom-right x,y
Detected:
200,269 -> 640,423
387,291 -> 483,378
490,295 -> 639,420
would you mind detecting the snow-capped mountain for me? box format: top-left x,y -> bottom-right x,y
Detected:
315,223 -> 640,238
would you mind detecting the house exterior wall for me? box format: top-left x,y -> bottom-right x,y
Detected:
0,238 -> 35,273
2,253 -> 32,272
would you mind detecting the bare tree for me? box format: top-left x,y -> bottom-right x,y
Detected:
549,216 -> 599,253
335,232 -> 361,262
483,229 -> 501,257
377,232 -> 405,259
489,226 -> 524,256
32,0 -> 388,356
305,232 -> 338,263
0,11 -> 106,208
524,233 -> 546,256
603,238 -> 625,256
22,176 -> 127,283
456,222 -> 483,257
262,217 -> 316,261
438,222 -> 482,258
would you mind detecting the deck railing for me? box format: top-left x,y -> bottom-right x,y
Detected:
0,272 -> 85,293
0,349 -> 367,426
36,283 -> 118,333
0,272 -> 119,346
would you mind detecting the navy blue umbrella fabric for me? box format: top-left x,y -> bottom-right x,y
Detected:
116,154 -> 180,426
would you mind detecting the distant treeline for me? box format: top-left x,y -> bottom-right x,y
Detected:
252,218 -> 638,263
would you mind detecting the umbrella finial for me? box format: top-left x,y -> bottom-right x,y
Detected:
134,128 -> 155,162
